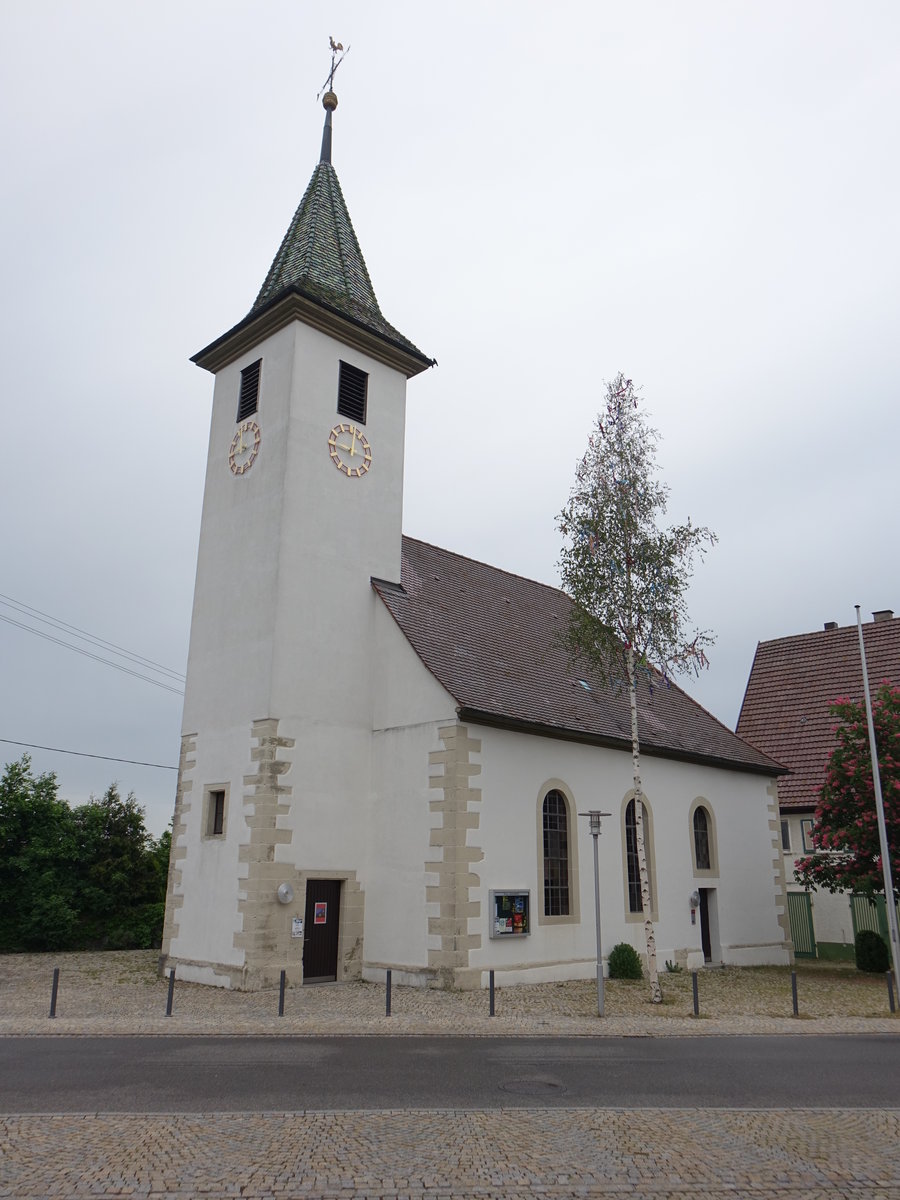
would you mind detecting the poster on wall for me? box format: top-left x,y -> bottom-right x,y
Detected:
489,890 -> 530,938
291,917 -> 304,938
314,902 -> 327,924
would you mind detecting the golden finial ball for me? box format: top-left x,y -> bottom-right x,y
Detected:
322,91 -> 338,111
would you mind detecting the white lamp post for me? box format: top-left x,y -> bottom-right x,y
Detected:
580,810 -> 611,1016
855,606 -> 900,1004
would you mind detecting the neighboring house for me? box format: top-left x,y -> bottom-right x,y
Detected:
737,610 -> 899,961
160,90 -> 791,991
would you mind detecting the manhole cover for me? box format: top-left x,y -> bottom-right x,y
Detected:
499,1077 -> 567,1097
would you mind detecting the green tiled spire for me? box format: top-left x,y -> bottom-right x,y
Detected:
251,94 -> 424,360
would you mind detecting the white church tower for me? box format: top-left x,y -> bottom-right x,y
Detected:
161,82 -> 432,988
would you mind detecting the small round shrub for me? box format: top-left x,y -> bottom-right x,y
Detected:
855,928 -> 890,973
607,942 -> 643,980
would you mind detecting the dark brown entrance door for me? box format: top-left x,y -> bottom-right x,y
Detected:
699,888 -> 712,962
302,879 -> 341,983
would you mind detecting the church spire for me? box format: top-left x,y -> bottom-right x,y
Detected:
248,45 -> 428,365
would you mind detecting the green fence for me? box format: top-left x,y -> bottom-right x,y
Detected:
850,893 -> 899,964
787,891 -> 817,958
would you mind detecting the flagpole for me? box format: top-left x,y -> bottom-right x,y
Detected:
855,605 -> 900,1002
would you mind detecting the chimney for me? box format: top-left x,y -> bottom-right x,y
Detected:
872,610 -> 894,623
823,621 -> 838,631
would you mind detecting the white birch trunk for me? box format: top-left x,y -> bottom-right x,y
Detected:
627,644 -> 663,1004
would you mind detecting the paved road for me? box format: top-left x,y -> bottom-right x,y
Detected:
3,1034 -> 898,1112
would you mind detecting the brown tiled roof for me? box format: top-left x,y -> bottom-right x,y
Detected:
373,537 -> 782,776
736,614 -> 900,810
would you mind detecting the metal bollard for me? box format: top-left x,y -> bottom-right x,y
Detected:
791,971 -> 799,1017
888,971 -> 897,1014
691,970 -> 699,1017
386,968 -> 392,1017
278,969 -> 286,1017
489,969 -> 495,1017
165,967 -> 176,1017
49,967 -> 60,1019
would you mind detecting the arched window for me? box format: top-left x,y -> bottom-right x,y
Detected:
689,799 -> 718,875
693,806 -> 711,870
542,789 -> 569,916
625,797 -> 653,914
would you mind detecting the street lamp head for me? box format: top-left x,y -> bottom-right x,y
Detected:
580,810 -> 612,835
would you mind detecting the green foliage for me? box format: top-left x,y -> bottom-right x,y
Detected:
794,683 -> 899,899
665,959 -> 683,973
855,929 -> 890,973
0,757 -> 169,953
0,757 -> 79,951
608,942 -> 643,980
558,375 -> 715,1007
557,374 -> 716,685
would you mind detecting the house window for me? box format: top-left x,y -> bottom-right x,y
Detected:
801,818 -> 815,852
206,788 -> 226,837
237,359 -> 261,421
542,789 -> 569,916
625,797 -> 653,914
337,360 -> 368,424
693,806 -> 711,870
781,819 -> 791,852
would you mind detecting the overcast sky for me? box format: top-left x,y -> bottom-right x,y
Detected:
2,2 -> 898,836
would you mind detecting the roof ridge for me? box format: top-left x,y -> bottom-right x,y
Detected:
401,534 -> 566,598
757,617 -> 898,650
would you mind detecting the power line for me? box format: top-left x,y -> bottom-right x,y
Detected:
0,593 -> 186,682
0,613 -> 185,696
0,738 -> 179,770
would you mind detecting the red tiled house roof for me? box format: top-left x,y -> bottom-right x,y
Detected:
373,537 -> 782,776
736,613 -> 900,810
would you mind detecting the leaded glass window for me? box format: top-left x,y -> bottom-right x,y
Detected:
693,806 -> 711,870
542,789 -> 569,916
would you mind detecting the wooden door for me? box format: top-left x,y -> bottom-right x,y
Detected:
302,879 -> 342,983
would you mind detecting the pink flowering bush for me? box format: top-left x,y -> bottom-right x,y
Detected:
795,683 -> 899,899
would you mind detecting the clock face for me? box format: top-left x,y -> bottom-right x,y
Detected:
328,422 -> 372,477
229,420 -> 261,475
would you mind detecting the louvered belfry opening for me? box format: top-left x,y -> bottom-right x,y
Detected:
337,360 -> 368,424
237,359 -> 262,421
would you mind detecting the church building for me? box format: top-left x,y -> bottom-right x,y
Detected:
161,87 -> 791,990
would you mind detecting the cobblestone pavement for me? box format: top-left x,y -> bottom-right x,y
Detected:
2,954 -> 898,1197
1,1108 -> 899,1199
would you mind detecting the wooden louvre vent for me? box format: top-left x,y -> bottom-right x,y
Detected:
337,361 -> 368,424
237,359 -> 262,421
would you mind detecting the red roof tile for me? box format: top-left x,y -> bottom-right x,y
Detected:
373,537 -> 781,776
736,614 -> 900,810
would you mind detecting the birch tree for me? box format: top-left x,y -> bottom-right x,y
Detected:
558,374 -> 716,1003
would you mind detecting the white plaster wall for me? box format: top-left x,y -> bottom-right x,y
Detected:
182,326 -> 295,736
367,604 -> 457,969
169,725 -> 249,969
174,316 -> 415,974
783,808 -> 855,950
469,725 -> 789,979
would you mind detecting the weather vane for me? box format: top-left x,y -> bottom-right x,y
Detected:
317,36 -> 350,102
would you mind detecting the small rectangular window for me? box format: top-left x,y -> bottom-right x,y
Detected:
781,818 -> 791,852
800,818 -> 815,853
208,789 -> 226,837
237,359 -> 261,421
337,360 -> 368,424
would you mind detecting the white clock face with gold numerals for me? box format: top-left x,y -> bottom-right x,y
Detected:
328,422 -> 372,477
229,419 -> 261,475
